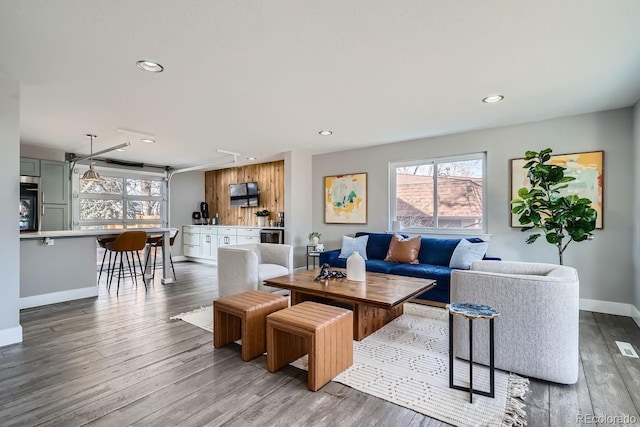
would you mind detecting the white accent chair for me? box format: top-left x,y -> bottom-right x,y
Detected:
217,243 -> 293,298
450,260 -> 579,384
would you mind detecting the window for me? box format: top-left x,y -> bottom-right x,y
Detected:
390,152 -> 486,233
72,168 -> 167,230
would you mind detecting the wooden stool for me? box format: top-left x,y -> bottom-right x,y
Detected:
213,290 -> 288,361
266,301 -> 353,391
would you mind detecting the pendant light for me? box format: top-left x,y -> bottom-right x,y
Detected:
81,134 -> 102,181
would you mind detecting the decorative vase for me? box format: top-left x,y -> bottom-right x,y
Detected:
311,236 -> 319,246
257,216 -> 266,227
347,251 -> 366,281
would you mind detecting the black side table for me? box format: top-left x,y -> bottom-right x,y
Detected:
446,302 -> 500,403
306,245 -> 321,270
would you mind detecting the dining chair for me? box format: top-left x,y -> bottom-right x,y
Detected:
105,231 -> 148,294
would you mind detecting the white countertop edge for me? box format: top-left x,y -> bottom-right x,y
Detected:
182,225 -> 285,230
20,228 -> 172,240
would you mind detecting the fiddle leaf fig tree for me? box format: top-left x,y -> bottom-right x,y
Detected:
511,148 -> 597,265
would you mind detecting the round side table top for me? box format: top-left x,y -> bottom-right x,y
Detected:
446,302 -> 500,319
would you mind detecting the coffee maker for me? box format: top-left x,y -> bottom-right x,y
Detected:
200,202 -> 210,224
277,211 -> 285,227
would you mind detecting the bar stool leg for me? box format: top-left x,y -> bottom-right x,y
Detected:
169,252 -> 176,280
135,251 -> 147,289
98,249 -> 108,284
130,251 -> 138,286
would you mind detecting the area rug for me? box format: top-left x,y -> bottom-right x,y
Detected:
170,306 -> 213,332
170,303 -> 529,427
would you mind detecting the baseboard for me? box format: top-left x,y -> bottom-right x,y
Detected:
0,325 -> 23,347
579,298 -> 638,318
181,257 -> 217,265
20,286 -> 99,309
632,304 -> 640,329
173,255 -> 187,262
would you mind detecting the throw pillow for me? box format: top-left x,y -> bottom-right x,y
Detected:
449,239 -> 489,269
384,234 -> 421,264
338,235 -> 369,260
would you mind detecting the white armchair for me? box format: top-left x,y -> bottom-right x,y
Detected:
217,243 -> 293,298
450,260 -> 579,384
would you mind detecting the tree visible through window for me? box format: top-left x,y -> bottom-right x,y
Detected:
74,169 -> 166,230
391,153 -> 485,232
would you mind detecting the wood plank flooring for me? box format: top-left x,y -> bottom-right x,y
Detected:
1,262 -> 638,426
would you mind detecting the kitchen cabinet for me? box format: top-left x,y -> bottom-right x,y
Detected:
40,160 -> 70,230
236,227 -> 260,245
199,226 -> 218,259
182,225 -> 282,262
182,226 -> 201,258
217,227 -> 237,248
41,160 -> 69,204
41,204 -> 69,232
20,158 -> 40,176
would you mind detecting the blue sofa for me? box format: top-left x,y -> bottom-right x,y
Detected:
318,232 -> 496,304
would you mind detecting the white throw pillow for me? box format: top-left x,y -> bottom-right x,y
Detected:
338,235 -> 369,260
449,239 -> 489,269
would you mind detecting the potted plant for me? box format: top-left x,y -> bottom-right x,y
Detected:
255,209 -> 270,227
511,148 -> 597,265
308,231 -> 321,246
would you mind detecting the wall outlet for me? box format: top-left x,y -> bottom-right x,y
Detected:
42,238 -> 54,246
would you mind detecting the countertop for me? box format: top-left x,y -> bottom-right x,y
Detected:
183,224 -> 285,229
19,228 -> 172,240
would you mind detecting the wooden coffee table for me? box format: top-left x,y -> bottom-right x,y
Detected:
264,268 -> 435,340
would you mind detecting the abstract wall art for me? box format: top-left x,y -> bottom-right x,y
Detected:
510,150 -> 604,228
324,172 -> 368,224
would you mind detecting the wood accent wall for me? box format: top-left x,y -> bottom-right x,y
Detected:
204,160 -> 285,226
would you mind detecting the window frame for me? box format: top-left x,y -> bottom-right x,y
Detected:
72,166 -> 168,230
389,152 -> 487,235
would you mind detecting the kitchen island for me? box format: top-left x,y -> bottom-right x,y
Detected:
20,228 -> 173,309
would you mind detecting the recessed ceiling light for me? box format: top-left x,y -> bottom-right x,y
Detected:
136,60 -> 164,73
319,130 -> 333,136
482,95 -> 504,103
247,156 -> 257,161
140,138 -> 155,144
116,148 -> 127,152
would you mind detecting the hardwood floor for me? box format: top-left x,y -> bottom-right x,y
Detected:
1,262 -> 638,426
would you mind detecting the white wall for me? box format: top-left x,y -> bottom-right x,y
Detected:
633,101 -> 640,325
20,143 -> 66,162
168,171 -> 205,255
285,151 -> 313,268
0,77 -> 22,346
313,108 -> 634,307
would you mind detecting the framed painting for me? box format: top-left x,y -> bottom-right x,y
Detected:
510,150 -> 604,228
324,172 -> 368,224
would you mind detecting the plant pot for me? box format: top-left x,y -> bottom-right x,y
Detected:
311,236 -> 319,246
257,217 -> 266,227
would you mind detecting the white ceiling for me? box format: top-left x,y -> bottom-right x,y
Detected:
2,0 -> 640,169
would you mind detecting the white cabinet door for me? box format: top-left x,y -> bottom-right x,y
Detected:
184,244 -> 200,257
182,226 -> 201,257
183,231 -> 200,245
236,227 -> 260,245
236,235 -> 259,245
218,234 -> 237,247
200,232 -> 218,259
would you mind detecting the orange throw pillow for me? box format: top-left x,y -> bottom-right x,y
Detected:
384,234 -> 421,264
